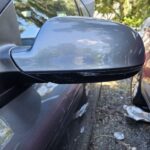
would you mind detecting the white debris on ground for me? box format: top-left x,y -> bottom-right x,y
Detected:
74,103 -> 89,119
80,126 -> 85,134
123,105 -> 150,122
89,80 -> 150,150
114,132 -> 125,141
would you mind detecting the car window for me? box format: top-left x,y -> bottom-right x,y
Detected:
13,0 -> 78,39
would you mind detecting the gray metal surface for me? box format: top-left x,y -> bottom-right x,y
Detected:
0,44 -> 19,72
11,17 -> 144,72
0,1 -> 21,45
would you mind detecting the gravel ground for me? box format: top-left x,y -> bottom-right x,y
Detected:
58,83 -> 101,150
59,79 -> 150,150
89,79 -> 150,150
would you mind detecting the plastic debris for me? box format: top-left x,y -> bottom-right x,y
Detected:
114,132 -> 125,141
131,147 -> 137,150
75,103 -> 89,119
120,96 -> 124,100
123,105 -> 150,122
80,126 -> 85,134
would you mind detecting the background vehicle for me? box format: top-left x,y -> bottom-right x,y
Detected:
131,19 -> 150,111
0,0 -> 144,150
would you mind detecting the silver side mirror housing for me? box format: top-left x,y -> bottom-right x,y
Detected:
4,17 -> 145,83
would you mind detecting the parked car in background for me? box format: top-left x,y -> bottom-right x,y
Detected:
131,20 -> 150,111
0,0 -> 145,150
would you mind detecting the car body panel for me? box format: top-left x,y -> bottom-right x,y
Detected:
12,17 -> 144,72
0,83 -> 83,150
0,0 -> 86,149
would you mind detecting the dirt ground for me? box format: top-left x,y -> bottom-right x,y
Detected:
59,79 -> 150,150
89,79 -> 150,150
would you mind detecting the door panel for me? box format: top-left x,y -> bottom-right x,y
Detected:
0,83 -> 83,150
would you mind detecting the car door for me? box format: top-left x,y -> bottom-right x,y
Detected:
0,1 -> 85,150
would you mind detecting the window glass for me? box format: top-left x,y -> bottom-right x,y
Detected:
13,0 -> 78,38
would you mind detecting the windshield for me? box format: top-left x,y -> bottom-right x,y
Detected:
13,0 -> 78,38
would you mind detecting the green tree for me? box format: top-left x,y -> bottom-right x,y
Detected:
96,0 -> 150,27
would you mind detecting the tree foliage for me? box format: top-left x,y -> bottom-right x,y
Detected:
96,0 -> 150,27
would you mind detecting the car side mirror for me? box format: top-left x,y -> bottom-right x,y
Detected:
9,17 -> 145,83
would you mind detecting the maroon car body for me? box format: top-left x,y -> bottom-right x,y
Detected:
0,0 -> 88,149
1,83 -> 84,150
